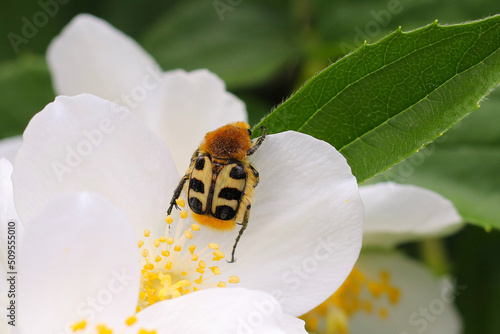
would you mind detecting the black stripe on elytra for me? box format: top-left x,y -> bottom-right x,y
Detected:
188,197 -> 203,214
229,165 -> 246,180
189,178 -> 205,193
218,187 -> 243,201
194,156 -> 205,170
214,205 -> 236,220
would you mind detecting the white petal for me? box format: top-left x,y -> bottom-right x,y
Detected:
360,182 -> 463,248
48,14 -> 248,173
47,14 -> 163,121
127,288 -> 307,334
0,318 -> 12,334
0,136 -> 22,163
350,252 -> 462,334
12,94 -> 178,239
192,131 -> 363,316
148,69 -> 247,172
18,192 -> 140,333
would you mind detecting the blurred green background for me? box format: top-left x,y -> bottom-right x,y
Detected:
1,0 -> 500,333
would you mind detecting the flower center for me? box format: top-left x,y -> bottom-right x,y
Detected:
301,266 -> 401,334
137,197 -> 240,311
71,198 -> 239,333
70,316 -> 153,333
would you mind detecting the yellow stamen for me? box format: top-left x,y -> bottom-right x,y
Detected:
301,267 -> 401,333
210,266 -> 221,275
137,211 -> 240,311
229,276 -> 240,283
71,320 -> 86,331
325,306 -> 349,334
125,315 -> 137,326
175,198 -> 185,208
213,250 -> 225,261
138,330 -> 157,334
96,324 -> 112,334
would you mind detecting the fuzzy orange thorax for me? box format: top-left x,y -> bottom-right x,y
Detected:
199,122 -> 251,161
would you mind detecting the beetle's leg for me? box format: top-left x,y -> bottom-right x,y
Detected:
247,126 -> 266,156
228,205 -> 251,263
166,175 -> 189,215
250,164 -> 260,187
166,149 -> 199,216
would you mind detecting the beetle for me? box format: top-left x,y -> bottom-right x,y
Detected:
167,122 -> 266,263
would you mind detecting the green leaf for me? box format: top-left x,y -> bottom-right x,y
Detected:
371,89 -> 500,229
254,15 -> 500,183
316,0 -> 500,48
0,55 -> 55,139
140,1 -> 299,89
448,226 -> 500,334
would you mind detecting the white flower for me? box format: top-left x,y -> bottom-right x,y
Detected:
302,182 -> 464,334
47,13 -> 246,173
0,93 -> 364,332
0,163 -> 304,334
0,136 -> 22,164
0,14 -> 364,332
361,182 -> 464,248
